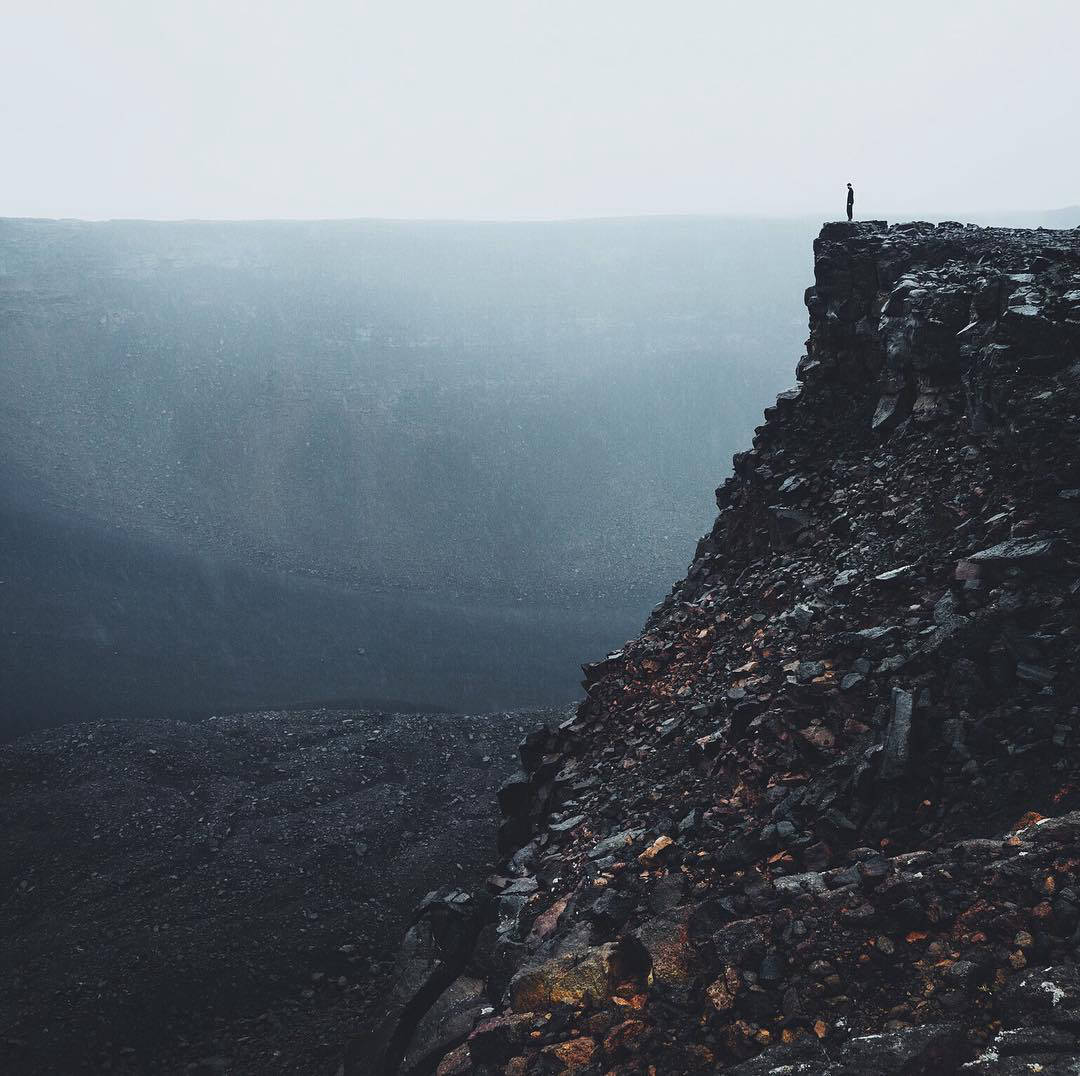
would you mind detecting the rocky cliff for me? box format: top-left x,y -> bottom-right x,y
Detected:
377,222 -> 1080,1075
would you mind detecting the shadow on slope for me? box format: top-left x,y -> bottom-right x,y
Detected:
0,503 -> 648,738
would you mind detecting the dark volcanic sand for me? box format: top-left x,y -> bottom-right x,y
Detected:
0,706 -> 569,1074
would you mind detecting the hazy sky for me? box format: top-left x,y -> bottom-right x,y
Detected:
3,0 -> 1078,221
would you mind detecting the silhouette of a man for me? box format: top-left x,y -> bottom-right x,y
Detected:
846,183 -> 854,221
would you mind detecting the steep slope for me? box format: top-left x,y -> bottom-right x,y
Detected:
0,501 -> 642,737
390,222 -> 1080,1075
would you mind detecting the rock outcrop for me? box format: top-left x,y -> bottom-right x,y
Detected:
386,222 -> 1080,1074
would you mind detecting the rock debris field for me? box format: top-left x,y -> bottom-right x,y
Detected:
370,222 -> 1080,1075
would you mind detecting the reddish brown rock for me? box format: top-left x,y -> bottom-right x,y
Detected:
509,938 -> 652,1013
541,1036 -> 596,1070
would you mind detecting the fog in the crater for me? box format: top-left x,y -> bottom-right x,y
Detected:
0,216 -> 820,733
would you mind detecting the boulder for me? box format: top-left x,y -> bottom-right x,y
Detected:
508,937 -> 652,1013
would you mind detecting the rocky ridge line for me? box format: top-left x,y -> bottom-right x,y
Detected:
369,221 -> 1080,1075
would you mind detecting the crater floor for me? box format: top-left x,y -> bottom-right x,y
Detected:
0,706 -> 568,1073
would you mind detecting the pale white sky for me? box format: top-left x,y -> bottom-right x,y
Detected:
2,0 -> 1078,221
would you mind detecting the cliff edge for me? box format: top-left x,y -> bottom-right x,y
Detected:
380,221 -> 1080,1075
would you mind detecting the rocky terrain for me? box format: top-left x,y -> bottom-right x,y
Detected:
0,705 -> 569,1073
372,222 -> 1080,1075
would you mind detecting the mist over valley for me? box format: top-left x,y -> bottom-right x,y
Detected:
0,216 -> 815,733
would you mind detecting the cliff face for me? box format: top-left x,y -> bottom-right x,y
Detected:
384,223 -> 1080,1075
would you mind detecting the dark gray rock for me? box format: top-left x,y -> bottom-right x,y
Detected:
797,661 -> 826,683
969,537 -> 1058,563
588,828 -> 646,859
713,916 -> 771,966
880,687 -> 913,779
839,1023 -> 964,1072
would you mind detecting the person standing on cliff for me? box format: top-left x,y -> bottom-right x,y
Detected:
846,182 -> 855,221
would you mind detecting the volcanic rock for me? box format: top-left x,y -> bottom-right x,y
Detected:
408,221 -> 1080,1075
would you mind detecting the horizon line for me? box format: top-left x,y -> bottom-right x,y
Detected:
2,206 -> 1078,228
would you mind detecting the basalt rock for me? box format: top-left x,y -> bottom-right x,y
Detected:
402,221 -> 1080,1074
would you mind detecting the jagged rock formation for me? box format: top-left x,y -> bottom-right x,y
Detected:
385,222 -> 1080,1075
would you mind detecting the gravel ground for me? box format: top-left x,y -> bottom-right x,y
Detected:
0,705 -> 570,1074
